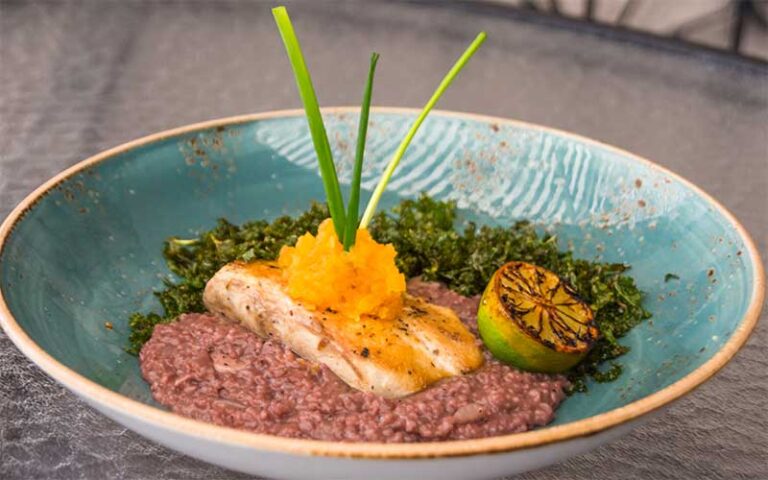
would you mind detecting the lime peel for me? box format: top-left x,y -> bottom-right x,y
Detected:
478,261 -> 599,373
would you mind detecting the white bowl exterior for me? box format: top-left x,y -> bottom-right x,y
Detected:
81,392 -> 652,479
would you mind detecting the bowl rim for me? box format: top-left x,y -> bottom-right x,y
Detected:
0,107 -> 764,459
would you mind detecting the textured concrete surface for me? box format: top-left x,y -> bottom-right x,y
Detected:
1,1 -> 766,479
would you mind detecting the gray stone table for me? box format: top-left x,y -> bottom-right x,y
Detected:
1,1 -> 766,479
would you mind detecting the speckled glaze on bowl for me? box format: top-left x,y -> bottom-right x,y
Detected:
0,108 -> 763,480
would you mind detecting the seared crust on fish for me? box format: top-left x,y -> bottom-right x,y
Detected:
203,262 -> 483,397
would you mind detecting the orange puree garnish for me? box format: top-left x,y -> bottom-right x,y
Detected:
277,218 -> 405,321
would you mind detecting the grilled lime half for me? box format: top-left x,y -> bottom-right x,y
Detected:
477,261 -> 599,373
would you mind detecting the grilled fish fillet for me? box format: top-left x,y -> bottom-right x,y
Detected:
203,261 -> 483,397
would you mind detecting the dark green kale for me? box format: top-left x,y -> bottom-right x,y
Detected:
127,195 -> 650,392
127,313 -> 168,355
125,203 -> 328,354
368,195 -> 650,392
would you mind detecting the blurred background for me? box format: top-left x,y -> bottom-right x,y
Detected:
493,0 -> 767,60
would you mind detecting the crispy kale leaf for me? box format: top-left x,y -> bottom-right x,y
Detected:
126,203 -> 328,354
367,195 -> 651,391
127,195 -> 650,391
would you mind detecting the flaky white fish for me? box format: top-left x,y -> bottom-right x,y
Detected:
203,262 -> 483,397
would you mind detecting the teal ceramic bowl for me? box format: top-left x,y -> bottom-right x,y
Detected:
0,109 -> 763,479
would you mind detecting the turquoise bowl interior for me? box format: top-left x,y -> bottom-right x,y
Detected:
0,109 -> 761,428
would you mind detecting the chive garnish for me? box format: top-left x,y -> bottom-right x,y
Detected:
343,53 -> 380,250
272,6 -> 347,239
359,32 -> 487,228
273,6 -> 486,245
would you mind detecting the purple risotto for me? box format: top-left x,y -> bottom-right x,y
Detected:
140,281 -> 568,442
